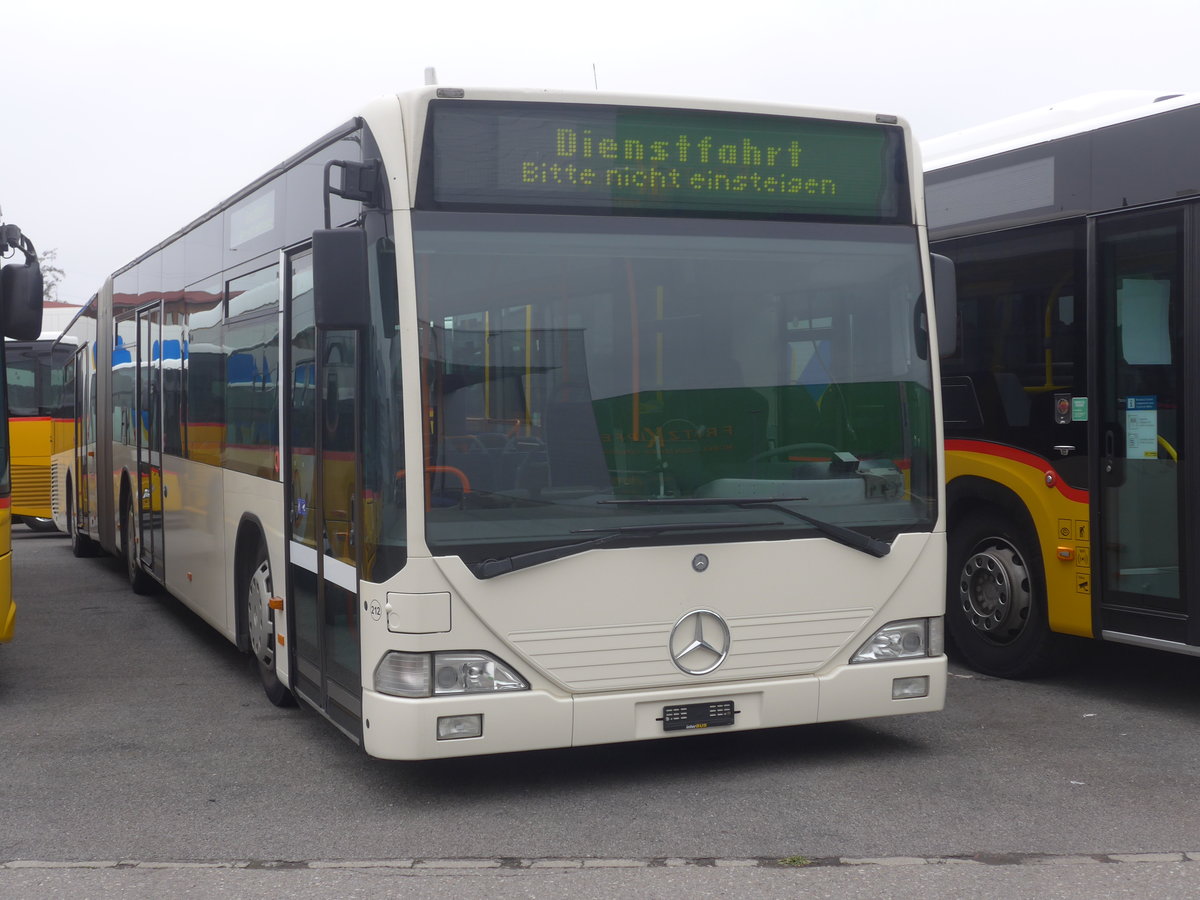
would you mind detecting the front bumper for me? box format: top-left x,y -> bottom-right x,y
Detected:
360,655 -> 946,760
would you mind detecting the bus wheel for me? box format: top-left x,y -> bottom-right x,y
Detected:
26,516 -> 58,533
243,541 -> 294,707
122,492 -> 155,595
946,512 -> 1058,678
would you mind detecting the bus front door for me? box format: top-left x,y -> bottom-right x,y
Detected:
286,246 -> 363,740
1095,208 -> 1194,647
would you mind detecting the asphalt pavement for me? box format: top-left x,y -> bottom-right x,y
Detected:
4,525 -> 1200,897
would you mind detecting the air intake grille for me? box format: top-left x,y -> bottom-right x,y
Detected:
11,465 -> 52,511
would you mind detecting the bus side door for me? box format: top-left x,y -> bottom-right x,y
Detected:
1094,207 -> 1194,645
285,245 -> 363,739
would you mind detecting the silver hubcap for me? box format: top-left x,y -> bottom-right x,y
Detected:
959,540 -> 1032,641
246,559 -> 274,666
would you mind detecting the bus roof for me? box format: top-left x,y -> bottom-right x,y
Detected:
923,91 -> 1196,171
106,88 -> 916,290
922,91 -> 1200,239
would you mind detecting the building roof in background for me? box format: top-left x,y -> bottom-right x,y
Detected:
37,300 -> 83,341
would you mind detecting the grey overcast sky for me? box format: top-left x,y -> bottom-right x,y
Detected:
3,0 -> 1197,307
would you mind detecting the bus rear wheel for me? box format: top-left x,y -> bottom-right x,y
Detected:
24,516 -> 57,533
243,541 -> 294,707
946,512 -> 1059,678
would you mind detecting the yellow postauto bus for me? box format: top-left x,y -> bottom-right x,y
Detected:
0,337 -> 12,641
928,92 -> 1200,676
6,337 -> 71,531
0,220 -> 47,642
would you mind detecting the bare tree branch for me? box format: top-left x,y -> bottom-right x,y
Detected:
38,248 -> 64,302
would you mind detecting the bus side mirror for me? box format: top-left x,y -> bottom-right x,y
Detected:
312,228 -> 369,330
931,253 -> 957,357
1,252 -> 45,341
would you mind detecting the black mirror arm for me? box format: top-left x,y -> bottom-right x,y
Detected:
322,159 -> 382,229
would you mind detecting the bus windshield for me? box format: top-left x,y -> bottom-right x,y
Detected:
4,340 -> 65,418
415,212 -> 935,563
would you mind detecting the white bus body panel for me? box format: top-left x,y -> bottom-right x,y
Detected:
162,456 -> 227,634
218,469 -> 285,640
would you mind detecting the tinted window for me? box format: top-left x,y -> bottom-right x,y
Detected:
227,264 -> 279,319
225,184 -> 283,271
184,281 -> 225,466
360,224 -> 406,579
224,265 -> 280,478
936,221 -> 1088,487
161,301 -> 186,457
184,216 -> 224,288
112,315 -> 138,446
137,251 -> 163,298
284,133 -> 363,242
5,344 -> 39,417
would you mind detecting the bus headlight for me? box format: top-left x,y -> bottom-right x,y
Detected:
433,653 -> 528,694
374,651 -> 529,698
850,617 -> 944,663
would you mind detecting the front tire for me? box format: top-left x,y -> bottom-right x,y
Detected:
243,541 -> 294,707
25,516 -> 58,533
946,511 -> 1059,678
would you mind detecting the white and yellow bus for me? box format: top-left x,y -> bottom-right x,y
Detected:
928,91 -> 1200,676
53,87 -> 950,758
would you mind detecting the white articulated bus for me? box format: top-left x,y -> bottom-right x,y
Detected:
52,87 -> 950,759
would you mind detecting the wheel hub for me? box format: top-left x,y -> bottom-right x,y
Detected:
959,542 -> 1032,640
247,560 -> 274,665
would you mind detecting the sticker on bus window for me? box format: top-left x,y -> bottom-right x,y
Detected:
1126,395 -> 1158,459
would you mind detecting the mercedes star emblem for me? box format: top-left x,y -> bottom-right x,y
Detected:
668,609 -> 731,675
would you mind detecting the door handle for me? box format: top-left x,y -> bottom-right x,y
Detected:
1104,430 -> 1115,473
1053,445 -> 1076,457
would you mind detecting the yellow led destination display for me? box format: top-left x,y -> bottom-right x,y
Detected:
424,101 -> 908,221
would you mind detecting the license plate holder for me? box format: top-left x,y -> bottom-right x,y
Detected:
660,700 -> 737,732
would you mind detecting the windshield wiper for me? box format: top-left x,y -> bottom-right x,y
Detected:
469,520 -> 779,579
600,497 -> 891,558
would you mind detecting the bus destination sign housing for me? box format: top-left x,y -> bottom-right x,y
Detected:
421,100 -> 910,222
